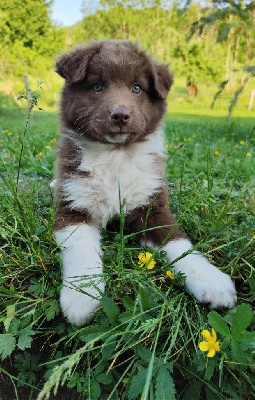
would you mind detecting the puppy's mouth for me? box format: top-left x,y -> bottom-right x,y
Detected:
103,132 -> 132,144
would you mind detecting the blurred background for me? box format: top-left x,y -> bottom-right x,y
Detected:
0,0 -> 254,115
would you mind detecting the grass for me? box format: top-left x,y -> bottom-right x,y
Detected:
0,90 -> 255,399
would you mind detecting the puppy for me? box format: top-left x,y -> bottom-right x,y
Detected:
54,40 -> 237,327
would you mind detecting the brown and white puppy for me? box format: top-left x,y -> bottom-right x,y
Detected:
53,40 -> 236,326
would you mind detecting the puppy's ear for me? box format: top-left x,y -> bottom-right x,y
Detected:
56,43 -> 102,83
152,64 -> 173,99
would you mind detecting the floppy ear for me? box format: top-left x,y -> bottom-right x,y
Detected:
152,64 -> 173,99
56,43 -> 102,83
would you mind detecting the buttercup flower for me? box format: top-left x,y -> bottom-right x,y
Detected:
138,252 -> 156,270
246,152 -> 252,157
166,270 -> 175,279
199,328 -> 220,357
214,150 -> 220,155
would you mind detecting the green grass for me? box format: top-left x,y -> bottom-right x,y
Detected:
0,94 -> 255,399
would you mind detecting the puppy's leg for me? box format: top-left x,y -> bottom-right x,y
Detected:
127,189 -> 237,309
55,223 -> 104,327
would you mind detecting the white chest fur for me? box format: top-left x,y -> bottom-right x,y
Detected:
62,129 -> 165,227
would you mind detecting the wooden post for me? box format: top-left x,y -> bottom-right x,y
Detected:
248,89 -> 255,111
24,76 -> 32,111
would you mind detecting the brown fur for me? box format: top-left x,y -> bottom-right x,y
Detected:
56,41 -> 172,145
54,40 -> 186,245
126,188 -> 187,245
53,40 -> 237,326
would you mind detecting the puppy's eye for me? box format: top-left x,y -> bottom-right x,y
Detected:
93,83 -> 103,92
132,84 -> 142,94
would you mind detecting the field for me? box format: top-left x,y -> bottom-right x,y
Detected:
0,83 -> 254,399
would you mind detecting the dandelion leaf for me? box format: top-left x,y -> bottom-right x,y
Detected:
0,334 -> 16,360
155,365 -> 176,400
79,325 -> 110,342
18,326 -> 35,350
135,344 -> 152,362
91,379 -> 101,399
208,311 -> 230,338
96,372 -> 112,385
101,296 -> 120,326
4,304 -> 16,332
122,296 -> 135,311
231,304 -> 253,340
45,299 -> 61,321
128,367 -> 147,400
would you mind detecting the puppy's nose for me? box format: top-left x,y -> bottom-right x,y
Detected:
111,107 -> 130,127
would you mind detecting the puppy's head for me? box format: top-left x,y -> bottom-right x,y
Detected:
56,40 -> 173,144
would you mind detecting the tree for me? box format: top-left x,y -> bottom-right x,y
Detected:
0,0 -> 65,77
186,0 -> 255,90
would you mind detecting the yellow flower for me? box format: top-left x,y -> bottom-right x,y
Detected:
7,132 -> 13,136
246,152 -> 252,157
235,144 -> 239,148
45,145 -> 51,150
214,151 -> 220,155
166,270 -> 174,279
173,145 -> 178,149
222,137 -> 226,141
199,328 -> 220,357
175,137 -> 179,141
138,252 -> 156,270
184,138 -> 188,142
38,152 -> 43,157
164,143 -> 169,148
193,134 -> 196,138
240,140 -> 245,145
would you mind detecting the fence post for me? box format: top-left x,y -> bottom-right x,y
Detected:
248,89 -> 255,111
24,76 -> 32,113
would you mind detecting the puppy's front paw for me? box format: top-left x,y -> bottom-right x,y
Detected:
60,280 -> 104,327
184,260 -> 237,309
163,239 -> 237,309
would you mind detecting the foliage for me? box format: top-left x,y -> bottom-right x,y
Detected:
0,0 -> 65,78
172,39 -> 222,84
0,87 -> 254,398
1,1 -> 254,112
184,0 -> 255,115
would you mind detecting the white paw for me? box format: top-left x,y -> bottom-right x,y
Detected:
60,279 -> 105,326
55,224 -> 104,326
183,261 -> 237,308
163,239 -> 237,309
